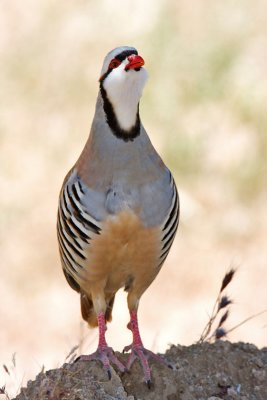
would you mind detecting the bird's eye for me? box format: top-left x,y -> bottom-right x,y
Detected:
108,59 -> 121,69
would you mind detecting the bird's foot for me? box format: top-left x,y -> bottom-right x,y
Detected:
75,345 -> 126,379
123,344 -> 169,388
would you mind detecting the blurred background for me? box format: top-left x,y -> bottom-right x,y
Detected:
1,0 -> 267,396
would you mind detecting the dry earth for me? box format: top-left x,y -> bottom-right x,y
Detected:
14,341 -> 267,400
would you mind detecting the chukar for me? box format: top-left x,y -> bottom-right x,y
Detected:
57,46 -> 179,386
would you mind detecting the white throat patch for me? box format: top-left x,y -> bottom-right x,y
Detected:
103,60 -> 148,131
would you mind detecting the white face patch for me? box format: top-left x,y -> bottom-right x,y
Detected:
103,59 -> 148,131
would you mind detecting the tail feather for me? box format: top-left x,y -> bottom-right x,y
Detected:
80,292 -> 115,327
105,294 -> 115,323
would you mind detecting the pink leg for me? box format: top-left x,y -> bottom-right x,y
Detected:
76,312 -> 125,378
123,310 -> 169,387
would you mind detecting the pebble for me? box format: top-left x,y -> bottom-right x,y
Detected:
252,368 -> 266,382
215,372 -> 230,387
207,397 -> 223,400
239,343 -> 257,352
253,358 -> 264,368
227,387 -> 239,398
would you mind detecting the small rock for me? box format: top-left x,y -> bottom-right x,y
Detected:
252,368 -> 266,382
253,358 -> 264,368
207,397 -> 223,400
240,343 -> 257,352
227,387 -> 239,398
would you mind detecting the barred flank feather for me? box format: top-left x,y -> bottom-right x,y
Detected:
159,173 -> 179,268
57,173 -> 102,287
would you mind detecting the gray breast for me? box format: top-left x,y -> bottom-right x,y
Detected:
104,167 -> 173,227
105,183 -> 139,215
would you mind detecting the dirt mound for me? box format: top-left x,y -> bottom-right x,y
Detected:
14,341 -> 267,400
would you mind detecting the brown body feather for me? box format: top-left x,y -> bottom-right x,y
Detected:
76,209 -> 161,326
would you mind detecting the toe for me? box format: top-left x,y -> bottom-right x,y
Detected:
126,351 -> 136,370
136,349 -> 151,383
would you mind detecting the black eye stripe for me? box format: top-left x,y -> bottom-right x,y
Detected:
115,49 -> 138,62
99,49 -> 138,82
109,59 -> 121,68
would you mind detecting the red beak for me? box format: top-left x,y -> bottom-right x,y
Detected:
125,54 -> 145,71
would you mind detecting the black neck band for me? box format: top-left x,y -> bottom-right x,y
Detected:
99,83 -> 141,142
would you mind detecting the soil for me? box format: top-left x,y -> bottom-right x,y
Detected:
14,341 -> 267,400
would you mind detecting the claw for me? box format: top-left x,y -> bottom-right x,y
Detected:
123,344 -> 131,354
146,379 -> 151,389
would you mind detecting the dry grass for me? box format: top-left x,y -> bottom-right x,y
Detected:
198,268 -> 236,343
1,0 -> 267,397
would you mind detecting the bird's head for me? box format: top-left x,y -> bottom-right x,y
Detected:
99,45 -> 147,78
98,46 -> 148,136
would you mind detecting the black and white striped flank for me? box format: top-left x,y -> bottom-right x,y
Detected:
57,175 -> 101,291
158,172 -> 179,267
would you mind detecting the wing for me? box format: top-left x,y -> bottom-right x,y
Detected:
57,169 -> 103,291
130,165 -> 179,269
158,171 -> 180,268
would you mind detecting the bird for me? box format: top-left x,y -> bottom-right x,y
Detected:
57,45 -> 179,386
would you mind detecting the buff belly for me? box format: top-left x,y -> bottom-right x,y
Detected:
78,209 -> 161,302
